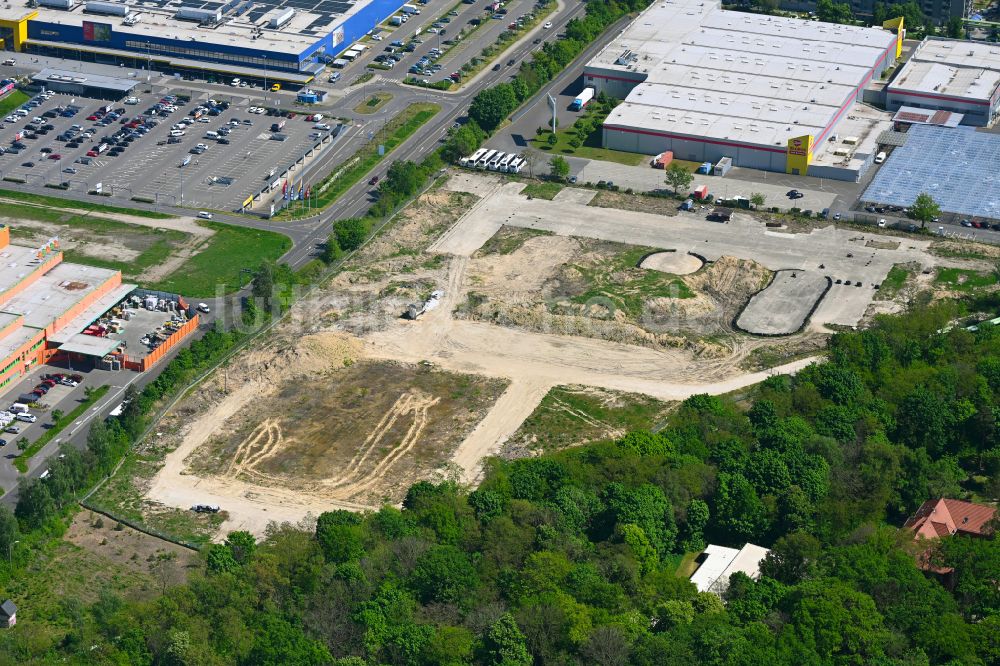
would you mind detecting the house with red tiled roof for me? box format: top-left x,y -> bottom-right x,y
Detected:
903,498 -> 996,578
904,498 -> 996,540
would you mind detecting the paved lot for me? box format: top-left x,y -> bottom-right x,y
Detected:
574,160 -> 843,215
0,363 -> 133,495
0,90 -> 337,210
737,270 -> 830,335
436,176 -> 937,329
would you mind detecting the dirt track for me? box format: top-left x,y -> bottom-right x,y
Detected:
365,254 -> 818,482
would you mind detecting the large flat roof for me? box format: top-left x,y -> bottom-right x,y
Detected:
48,282 -> 137,344
0,245 -> 53,305
28,0 -> 375,58
589,0 -> 896,148
689,543 -> 770,594
889,38 -> 1000,103
1,261 -> 119,330
33,67 -> 138,92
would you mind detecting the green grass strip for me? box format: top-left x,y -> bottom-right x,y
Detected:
149,221 -> 292,297
277,103 -> 440,220
0,90 -> 30,118
14,386 -> 110,473
0,187 -> 173,219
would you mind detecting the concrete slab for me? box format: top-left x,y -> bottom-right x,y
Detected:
640,251 -> 703,275
737,270 -> 830,335
552,187 -> 597,205
438,173 -> 937,330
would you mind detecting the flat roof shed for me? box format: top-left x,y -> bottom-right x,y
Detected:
31,67 -> 138,97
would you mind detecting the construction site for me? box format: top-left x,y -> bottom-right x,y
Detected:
133,171 -> 1000,537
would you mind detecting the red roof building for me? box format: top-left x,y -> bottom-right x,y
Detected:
904,498 -> 997,540
903,498 -> 996,577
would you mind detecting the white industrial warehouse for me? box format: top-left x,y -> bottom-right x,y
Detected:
886,38 -> 1000,127
583,0 -> 901,180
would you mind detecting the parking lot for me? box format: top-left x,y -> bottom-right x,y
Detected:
0,90 -> 338,211
343,0 -> 554,87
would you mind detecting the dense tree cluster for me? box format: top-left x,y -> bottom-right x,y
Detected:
4,304 -> 999,663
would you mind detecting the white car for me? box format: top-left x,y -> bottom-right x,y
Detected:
877,218 -> 887,228
197,211 -> 214,219
543,21 -> 552,28
197,303 -> 211,313
16,413 -> 36,423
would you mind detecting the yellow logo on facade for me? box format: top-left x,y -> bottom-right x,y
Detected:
786,135 -> 814,176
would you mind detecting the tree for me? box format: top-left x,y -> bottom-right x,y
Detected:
664,163 -> 693,196
50,409 -> 63,423
16,437 -> 28,452
946,15 -> 964,38
409,544 -> 477,604
759,531 -> 820,584
316,510 -> 364,564
886,1 -> 925,32
252,261 -> 275,306
549,155 -> 570,181
15,478 -> 56,529
546,132 -> 558,146
321,234 -> 343,264
468,83 -> 518,132
750,192 -> 766,209
332,217 -> 370,252
0,506 -> 18,558
478,613 -> 531,666
816,0 -> 855,24
910,191 -> 941,229
225,530 -> 256,565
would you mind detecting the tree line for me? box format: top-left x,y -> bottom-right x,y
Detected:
3,303 -> 999,663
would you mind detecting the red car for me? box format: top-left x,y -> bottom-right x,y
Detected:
47,153 -> 61,160
86,115 -> 98,121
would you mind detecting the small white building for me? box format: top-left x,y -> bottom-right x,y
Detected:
0,600 -> 17,628
689,543 -> 770,596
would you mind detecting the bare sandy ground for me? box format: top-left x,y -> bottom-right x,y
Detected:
640,251 -> 704,275
365,254 -> 818,482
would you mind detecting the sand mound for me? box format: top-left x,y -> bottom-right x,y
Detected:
640,251 -> 704,275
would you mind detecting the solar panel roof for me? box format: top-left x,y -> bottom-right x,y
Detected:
863,125 -> 1000,220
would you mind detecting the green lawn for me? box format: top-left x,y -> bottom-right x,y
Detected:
355,92 -> 392,114
531,130 -> 647,167
0,90 -> 30,118
6,203 -> 188,276
0,187 -> 172,219
565,245 -> 694,321
277,103 -> 439,220
879,264 -> 911,297
934,267 -> 999,292
150,222 -> 291,297
521,181 -> 564,200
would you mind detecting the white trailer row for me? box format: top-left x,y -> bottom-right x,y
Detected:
459,149 -> 525,173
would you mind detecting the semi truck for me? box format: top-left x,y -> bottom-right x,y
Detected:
570,86 -> 595,111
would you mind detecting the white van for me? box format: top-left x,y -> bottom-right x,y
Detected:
874,151 -> 887,164
197,211 -> 214,219
205,131 -> 219,139
230,77 -> 241,87
9,403 -> 29,414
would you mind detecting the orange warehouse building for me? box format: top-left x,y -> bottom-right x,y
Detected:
0,225 -> 138,392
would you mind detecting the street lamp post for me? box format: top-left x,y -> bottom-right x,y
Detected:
7,540 -> 19,565
263,55 -> 268,105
